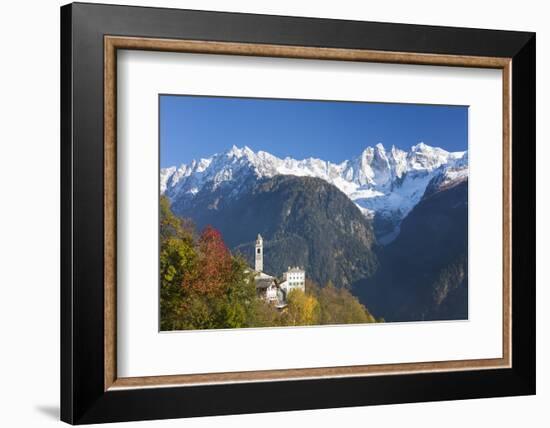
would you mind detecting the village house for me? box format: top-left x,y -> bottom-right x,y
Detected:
279,266 -> 306,295
253,234 -> 305,307
254,272 -> 278,303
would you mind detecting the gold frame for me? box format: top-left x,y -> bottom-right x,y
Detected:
104,36 -> 512,391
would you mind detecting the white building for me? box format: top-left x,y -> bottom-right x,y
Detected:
279,266 -> 306,295
252,234 -> 306,307
253,234 -> 278,302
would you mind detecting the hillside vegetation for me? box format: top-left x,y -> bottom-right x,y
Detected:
354,180 -> 468,321
174,175 -> 379,288
160,196 -> 379,331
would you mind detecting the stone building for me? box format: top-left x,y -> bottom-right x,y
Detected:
255,272 -> 278,303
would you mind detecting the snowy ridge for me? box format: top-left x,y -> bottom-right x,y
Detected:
161,143 -> 468,243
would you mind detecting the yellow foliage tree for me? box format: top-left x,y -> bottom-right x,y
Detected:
286,289 -> 321,326
318,281 -> 376,324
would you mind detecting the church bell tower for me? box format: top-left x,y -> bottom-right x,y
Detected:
255,234 -> 263,272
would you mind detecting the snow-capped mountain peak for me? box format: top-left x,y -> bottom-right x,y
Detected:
226,144 -> 255,159
161,143 -> 468,243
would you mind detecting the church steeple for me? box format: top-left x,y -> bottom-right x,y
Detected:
255,234 -> 263,272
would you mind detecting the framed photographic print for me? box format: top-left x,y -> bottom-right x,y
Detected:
60,2 -> 536,424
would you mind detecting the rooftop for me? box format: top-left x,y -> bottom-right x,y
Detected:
255,278 -> 275,289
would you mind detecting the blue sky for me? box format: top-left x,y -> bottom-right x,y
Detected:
160,95 -> 468,168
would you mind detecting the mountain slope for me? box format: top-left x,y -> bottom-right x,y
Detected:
353,178 -> 468,321
172,175 -> 378,288
162,143 -> 467,243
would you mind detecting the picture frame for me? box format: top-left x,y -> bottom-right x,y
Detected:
60,2 -> 535,424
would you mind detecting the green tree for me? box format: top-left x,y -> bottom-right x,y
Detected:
215,257 -> 258,329
251,300 -> 282,327
159,196 -> 198,330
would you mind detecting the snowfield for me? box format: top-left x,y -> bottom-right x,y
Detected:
161,143 -> 468,243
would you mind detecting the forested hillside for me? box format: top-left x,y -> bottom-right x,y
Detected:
160,196 -> 379,331
354,180 -> 468,321
173,175 -> 379,288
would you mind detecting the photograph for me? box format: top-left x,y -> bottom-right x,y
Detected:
159,95 -> 469,331
53,2 -> 536,424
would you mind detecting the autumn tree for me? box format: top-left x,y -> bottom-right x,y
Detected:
251,299 -> 282,327
159,196 -> 198,330
318,281 -> 376,324
182,225 -> 233,296
286,289 -> 321,326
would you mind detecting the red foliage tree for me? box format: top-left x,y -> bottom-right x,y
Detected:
184,225 -> 232,295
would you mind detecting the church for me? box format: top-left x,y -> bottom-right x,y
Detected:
253,234 -> 305,308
